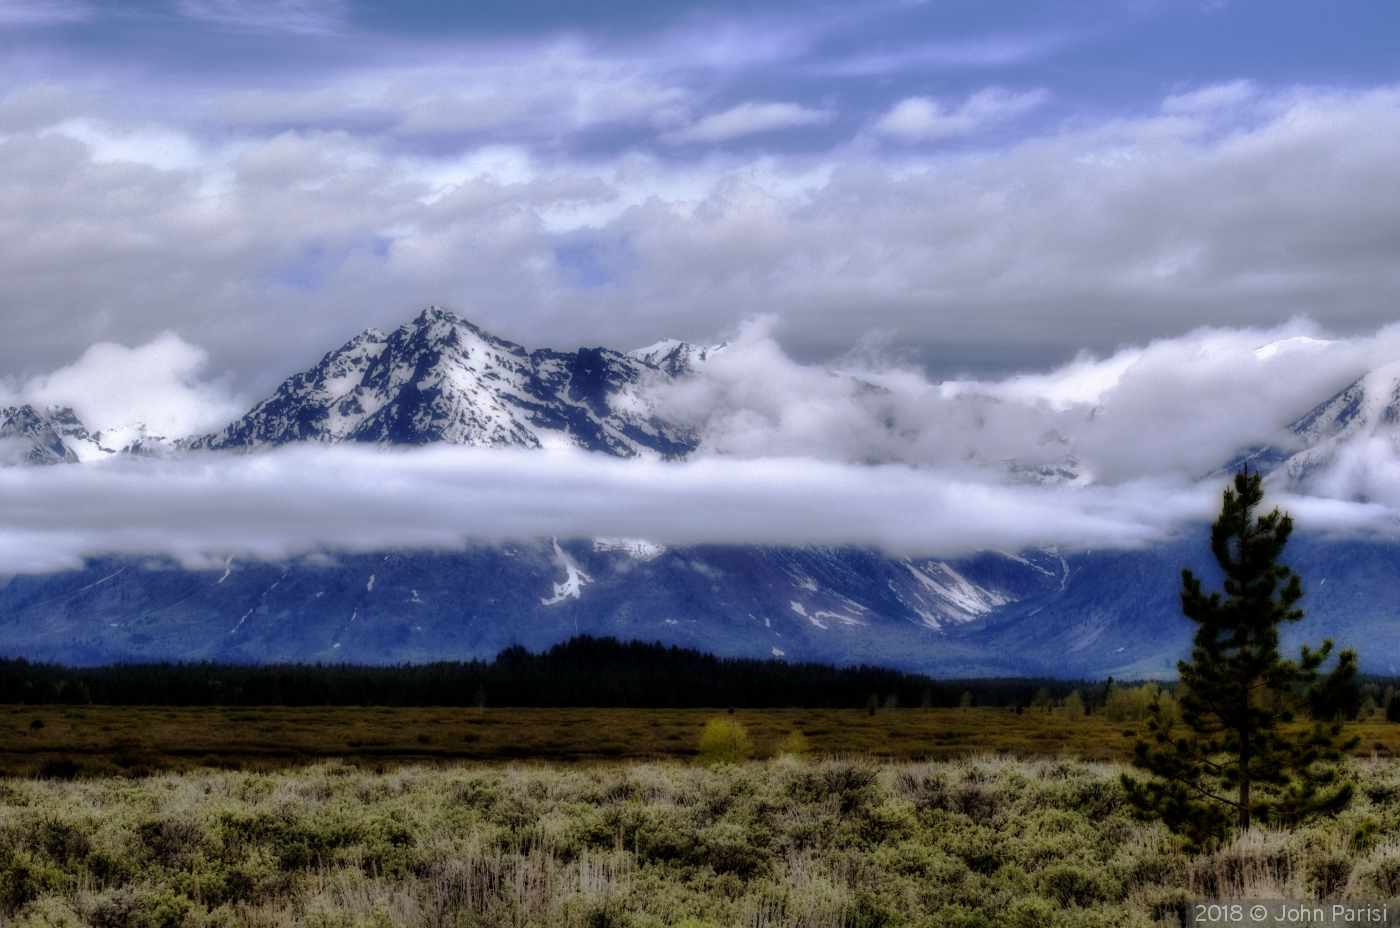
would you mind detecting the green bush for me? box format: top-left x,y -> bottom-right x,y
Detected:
696,717 -> 753,765
782,730 -> 811,758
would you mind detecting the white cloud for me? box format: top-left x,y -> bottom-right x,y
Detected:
1161,80 -> 1258,115
43,119 -> 210,172
178,0 -> 345,35
658,318 -> 1400,486
213,50 -> 692,138
871,87 -> 1047,141
661,102 -> 830,144
0,0 -> 88,25
1,80 -> 1400,388
0,445 -> 1222,573
22,333 -> 245,439
1,436 -> 1396,577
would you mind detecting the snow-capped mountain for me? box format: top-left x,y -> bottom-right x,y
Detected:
1220,360 -> 1400,503
0,405 -> 88,464
9,313 -> 1400,675
1269,361 -> 1400,488
189,307 -> 701,458
0,403 -> 204,464
0,405 -> 150,464
9,531 -> 1398,678
627,339 -> 723,377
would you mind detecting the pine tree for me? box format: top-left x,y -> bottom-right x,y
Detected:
1122,467 -> 1357,851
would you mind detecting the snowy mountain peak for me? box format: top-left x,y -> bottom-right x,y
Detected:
0,405 -> 85,464
628,339 -> 723,376
1289,361 -> 1400,448
1260,360 -> 1400,491
191,307 -> 699,458
0,403 -> 185,464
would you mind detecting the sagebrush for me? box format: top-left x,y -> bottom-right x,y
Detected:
2,756 -> 1399,928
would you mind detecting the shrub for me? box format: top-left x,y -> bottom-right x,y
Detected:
782,730 -> 811,758
6,754 -> 1400,928
697,718 -> 753,765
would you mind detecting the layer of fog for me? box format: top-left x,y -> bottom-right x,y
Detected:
0,446 -> 1223,574
0,443 -> 1394,576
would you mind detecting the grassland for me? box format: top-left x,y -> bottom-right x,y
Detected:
4,706 -> 1400,778
3,754 -> 1400,928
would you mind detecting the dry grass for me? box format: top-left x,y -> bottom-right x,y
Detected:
4,706 -> 1399,777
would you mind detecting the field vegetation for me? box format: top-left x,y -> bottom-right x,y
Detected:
5,704 -> 1400,778
4,753 -> 1400,928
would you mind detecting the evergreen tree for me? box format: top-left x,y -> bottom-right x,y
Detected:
1122,467 -> 1357,851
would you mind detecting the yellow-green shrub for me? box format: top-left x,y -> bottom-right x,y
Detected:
696,717 -> 753,765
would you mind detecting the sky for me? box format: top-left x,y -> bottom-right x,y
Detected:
3,0 -> 1400,569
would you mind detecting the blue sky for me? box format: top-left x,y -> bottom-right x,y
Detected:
1,0 -> 1399,388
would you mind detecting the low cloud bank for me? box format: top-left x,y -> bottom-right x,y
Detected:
3,442 -> 1399,576
0,446 -> 1238,574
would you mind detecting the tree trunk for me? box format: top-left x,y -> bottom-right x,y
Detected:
1239,702 -> 1252,832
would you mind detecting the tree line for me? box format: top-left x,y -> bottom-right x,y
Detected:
0,636 -> 1123,709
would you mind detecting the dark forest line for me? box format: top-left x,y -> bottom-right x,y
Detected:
0,635 -> 1384,710
0,636 -> 1110,708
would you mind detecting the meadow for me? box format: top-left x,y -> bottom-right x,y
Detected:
5,705 -> 1400,927
6,705 -> 1400,777
4,753 -> 1400,928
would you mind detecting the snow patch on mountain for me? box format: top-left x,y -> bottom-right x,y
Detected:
904,560 -> 1010,622
542,539 -> 592,605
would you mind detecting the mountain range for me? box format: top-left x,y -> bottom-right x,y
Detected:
1,308 -> 1398,677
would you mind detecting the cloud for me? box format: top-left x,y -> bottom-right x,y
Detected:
177,0 -> 346,35
654,318 -> 1400,489
1,80 -> 1400,387
210,48 -> 693,141
20,333 -> 245,440
1161,80 -> 1258,115
871,87 -> 1047,141
0,445 -> 1223,574
0,0 -> 88,25
0,437 -> 1395,577
661,102 -> 830,144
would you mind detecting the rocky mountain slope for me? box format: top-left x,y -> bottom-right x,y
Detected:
188,307 -> 701,458
1,534 -> 1395,677
0,405 -> 87,465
